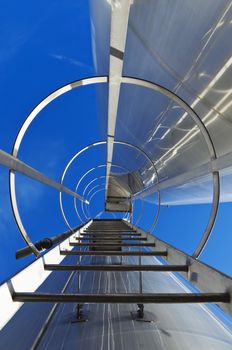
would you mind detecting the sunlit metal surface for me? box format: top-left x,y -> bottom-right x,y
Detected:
90,0 -> 232,255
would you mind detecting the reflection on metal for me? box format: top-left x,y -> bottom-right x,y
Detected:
105,0 -> 132,198
119,77 -> 220,257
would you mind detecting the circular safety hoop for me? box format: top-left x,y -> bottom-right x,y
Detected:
10,76 -> 219,258
59,140 -> 160,233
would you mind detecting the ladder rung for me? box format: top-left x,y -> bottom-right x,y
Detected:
12,292 -> 230,304
84,230 -> 135,232
44,264 -> 188,272
69,242 -> 155,247
76,237 -> 147,241
80,233 -> 142,236
60,250 -> 167,256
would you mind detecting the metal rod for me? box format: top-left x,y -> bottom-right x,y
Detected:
44,264 -> 188,272
84,230 -> 136,232
60,250 -> 167,256
139,248 -> 142,294
0,149 -> 86,203
70,242 -> 155,247
81,232 -> 141,236
76,237 -> 147,241
13,292 -> 230,304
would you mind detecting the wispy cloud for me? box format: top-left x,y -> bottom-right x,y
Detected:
50,53 -> 93,71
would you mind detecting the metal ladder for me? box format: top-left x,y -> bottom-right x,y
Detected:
13,219 -> 231,323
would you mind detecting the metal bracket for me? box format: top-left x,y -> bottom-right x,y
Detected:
71,304 -> 88,323
131,304 -> 156,323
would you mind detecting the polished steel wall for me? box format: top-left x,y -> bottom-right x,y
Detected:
90,0 -> 232,205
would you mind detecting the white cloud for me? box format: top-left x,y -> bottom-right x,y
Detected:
51,53 -> 92,70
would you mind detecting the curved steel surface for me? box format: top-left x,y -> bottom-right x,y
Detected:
120,77 -> 220,257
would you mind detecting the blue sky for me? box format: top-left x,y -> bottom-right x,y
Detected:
0,0 -> 231,283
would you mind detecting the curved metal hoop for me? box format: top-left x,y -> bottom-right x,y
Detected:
81,175 -> 128,220
84,180 -> 133,220
74,163 -> 144,224
113,140 -> 161,233
59,141 -> 107,231
10,77 -> 108,255
121,76 -> 219,258
73,165 -> 107,223
9,75 -> 219,258
81,177 -> 106,220
84,183 -> 130,220
74,164 -> 123,222
60,140 -> 160,234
